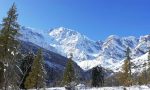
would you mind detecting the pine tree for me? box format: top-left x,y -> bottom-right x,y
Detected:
0,62 -> 4,89
24,49 -> 45,89
19,53 -> 34,89
0,3 -> 20,60
126,47 -> 132,80
91,66 -> 104,87
62,54 -> 75,86
0,3 -> 20,89
119,47 -> 132,86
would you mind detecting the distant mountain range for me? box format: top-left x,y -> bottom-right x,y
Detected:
19,26 -> 150,73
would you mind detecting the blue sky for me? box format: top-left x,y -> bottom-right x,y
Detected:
0,0 -> 150,40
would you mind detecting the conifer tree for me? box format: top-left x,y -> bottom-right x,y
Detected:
119,47 -> 132,86
126,47 -> 132,79
0,3 -> 20,60
24,49 -> 45,89
0,3 -> 20,89
62,54 -> 75,86
19,53 -> 34,89
0,62 -> 4,89
91,66 -> 104,87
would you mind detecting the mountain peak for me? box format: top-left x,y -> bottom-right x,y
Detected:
49,27 -> 80,39
107,35 -> 119,40
51,27 -> 78,33
139,34 -> 150,42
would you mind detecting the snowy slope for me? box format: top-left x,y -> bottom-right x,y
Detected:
19,27 -> 59,53
19,26 -> 150,72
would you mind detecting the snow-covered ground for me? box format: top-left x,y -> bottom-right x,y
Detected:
84,86 -> 150,90
31,85 -> 150,90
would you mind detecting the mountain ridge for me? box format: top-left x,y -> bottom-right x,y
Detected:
19,26 -> 150,72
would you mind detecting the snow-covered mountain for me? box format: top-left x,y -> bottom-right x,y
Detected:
78,35 -> 150,71
19,26 -> 150,72
49,27 -> 101,61
19,27 -> 101,61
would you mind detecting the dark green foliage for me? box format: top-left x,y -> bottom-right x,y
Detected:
24,49 -> 45,89
91,66 -> 104,87
62,56 -> 75,86
0,3 -> 20,89
0,3 -> 20,60
19,53 -> 34,89
0,62 -> 4,89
